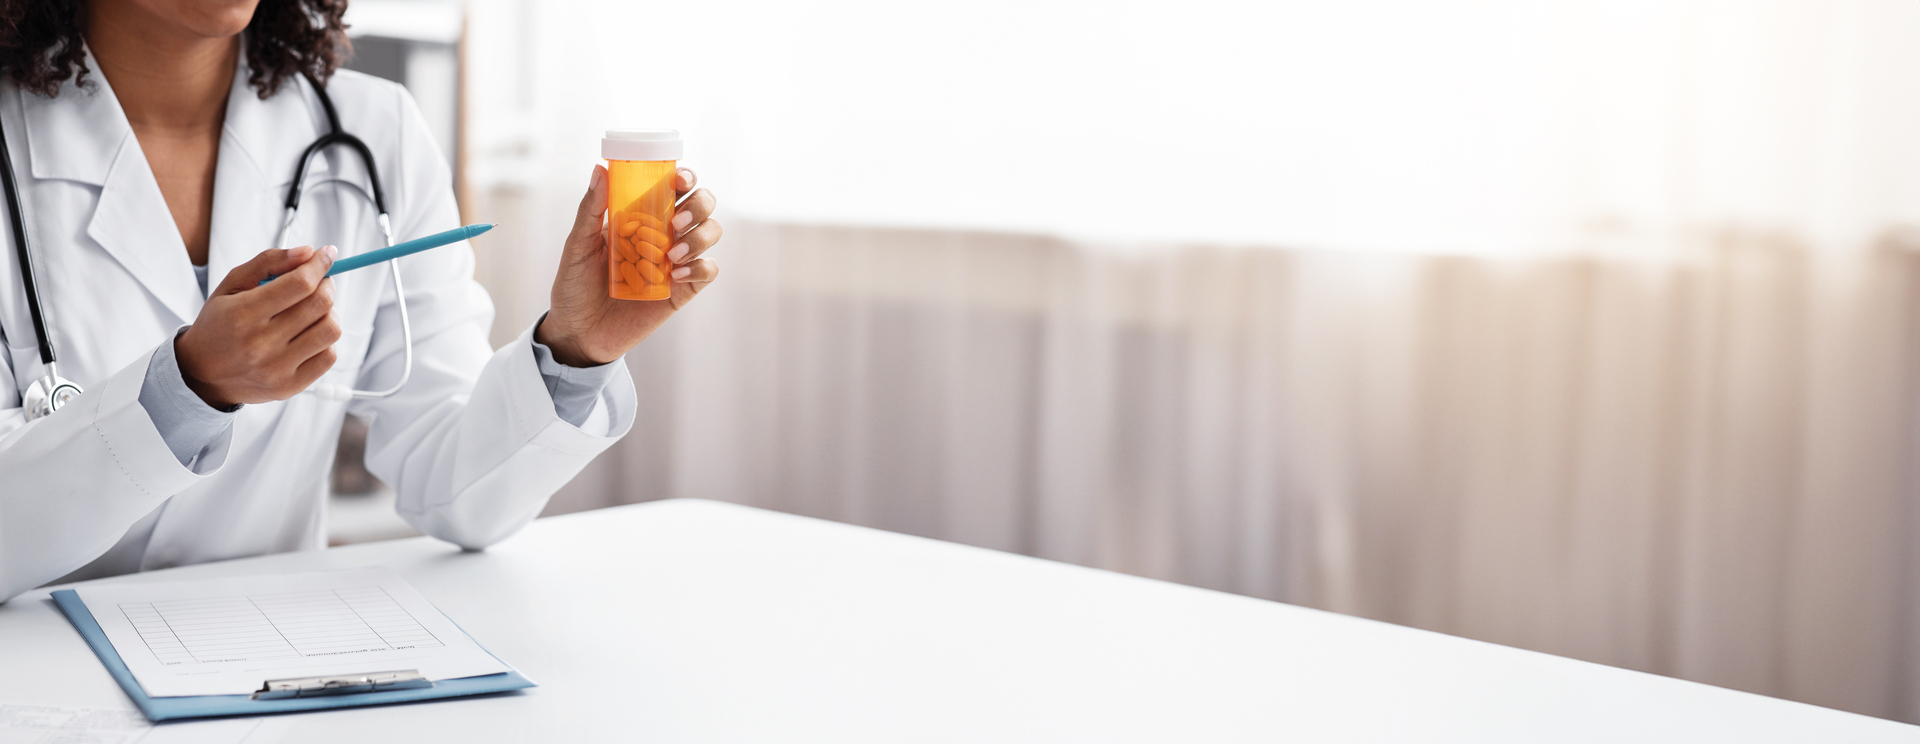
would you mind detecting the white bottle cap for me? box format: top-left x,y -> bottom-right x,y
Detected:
602,129 -> 683,161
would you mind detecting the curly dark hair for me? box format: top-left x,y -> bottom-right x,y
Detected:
0,0 -> 350,99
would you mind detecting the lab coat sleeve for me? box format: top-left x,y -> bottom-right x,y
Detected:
137,327 -> 238,467
0,342 -> 230,601
351,82 -> 636,551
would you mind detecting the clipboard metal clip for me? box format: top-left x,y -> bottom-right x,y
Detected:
253,670 -> 433,700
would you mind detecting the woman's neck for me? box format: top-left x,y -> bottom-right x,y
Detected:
85,2 -> 239,132
84,0 -> 243,265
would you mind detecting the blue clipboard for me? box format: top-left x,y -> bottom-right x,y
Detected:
51,589 -> 536,721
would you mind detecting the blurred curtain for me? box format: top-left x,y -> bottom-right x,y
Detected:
458,0 -> 1920,724
544,224 -> 1920,722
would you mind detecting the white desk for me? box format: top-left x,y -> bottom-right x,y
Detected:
0,499 -> 1910,742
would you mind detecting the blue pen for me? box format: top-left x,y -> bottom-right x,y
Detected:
260,223 -> 494,285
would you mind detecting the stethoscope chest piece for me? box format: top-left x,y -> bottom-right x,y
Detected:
22,365 -> 81,420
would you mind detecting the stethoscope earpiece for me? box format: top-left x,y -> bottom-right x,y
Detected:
302,383 -> 356,402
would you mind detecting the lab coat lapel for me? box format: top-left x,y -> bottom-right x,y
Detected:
207,61 -> 328,288
21,59 -> 203,325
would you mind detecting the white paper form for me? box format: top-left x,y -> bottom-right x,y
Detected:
74,569 -> 509,698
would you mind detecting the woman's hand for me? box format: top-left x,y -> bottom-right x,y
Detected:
176,245 -> 342,409
537,166 -> 721,366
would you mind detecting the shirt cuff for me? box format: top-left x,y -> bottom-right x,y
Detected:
137,328 -> 239,468
530,315 -> 623,428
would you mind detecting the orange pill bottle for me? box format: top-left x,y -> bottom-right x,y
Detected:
602,129 -> 683,301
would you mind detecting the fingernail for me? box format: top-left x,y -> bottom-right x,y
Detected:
672,210 -> 693,231
668,243 -> 689,263
678,169 -> 694,187
672,266 -> 691,280
324,245 -> 338,261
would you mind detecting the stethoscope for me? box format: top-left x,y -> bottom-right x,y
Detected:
3,73 -> 413,421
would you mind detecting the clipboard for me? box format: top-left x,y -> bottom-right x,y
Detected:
51,589 -> 536,721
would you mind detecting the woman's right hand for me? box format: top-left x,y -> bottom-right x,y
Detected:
175,245 -> 341,410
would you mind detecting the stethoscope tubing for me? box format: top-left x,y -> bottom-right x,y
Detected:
276,85 -> 414,400
0,101 -> 56,369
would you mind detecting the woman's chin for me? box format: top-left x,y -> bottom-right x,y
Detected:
134,0 -> 262,41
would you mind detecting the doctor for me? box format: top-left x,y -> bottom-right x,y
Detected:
0,0 -> 722,601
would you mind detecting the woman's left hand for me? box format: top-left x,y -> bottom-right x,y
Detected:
536,165 -> 721,366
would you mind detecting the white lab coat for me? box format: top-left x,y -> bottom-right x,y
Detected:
0,57 -> 636,601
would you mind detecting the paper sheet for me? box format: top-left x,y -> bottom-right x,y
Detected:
0,702 -> 285,743
75,568 -> 509,698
